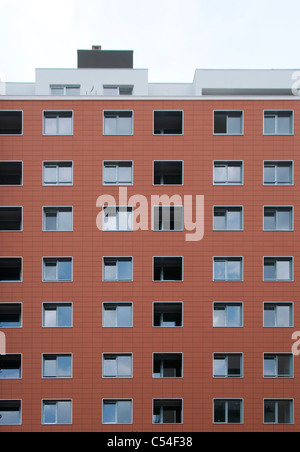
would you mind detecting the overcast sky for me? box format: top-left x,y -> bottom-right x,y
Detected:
0,0 -> 299,83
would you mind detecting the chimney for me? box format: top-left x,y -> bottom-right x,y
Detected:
92,45 -> 102,51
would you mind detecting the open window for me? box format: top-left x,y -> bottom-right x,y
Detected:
153,206 -> 183,231
153,353 -> 182,378
0,303 -> 22,328
153,257 -> 183,281
154,111 -> 183,135
0,111 -> 22,135
0,355 -> 22,379
0,207 -> 22,231
153,399 -> 182,424
214,111 -> 243,135
0,162 -> 22,186
0,401 -> 22,425
0,258 -> 22,282
153,302 -> 183,327
153,161 -> 183,185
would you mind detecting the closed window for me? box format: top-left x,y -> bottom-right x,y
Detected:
214,399 -> 243,424
43,111 -> 73,135
264,161 -> 293,185
103,400 -> 132,424
50,85 -> 80,96
43,207 -> 73,231
264,207 -> 293,231
43,258 -> 72,282
103,257 -> 133,282
264,354 -> 293,378
103,111 -> 133,135
43,303 -> 72,328
263,303 -> 293,328
264,400 -> 293,424
103,354 -> 132,378
213,354 -> 243,378
43,354 -> 72,378
43,400 -> 72,425
103,303 -> 133,328
214,207 -> 243,230
153,206 -> 183,231
213,258 -> 243,281
213,303 -> 243,327
103,161 -> 133,185
213,161 -> 243,185
43,162 -> 73,185
103,85 -> 133,96
214,111 -> 243,135
264,111 -> 293,135
264,257 -> 293,281
103,207 -> 133,231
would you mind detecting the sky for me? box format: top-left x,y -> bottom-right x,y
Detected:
0,0 -> 299,83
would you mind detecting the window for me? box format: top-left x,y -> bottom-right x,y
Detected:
264,303 -> 293,328
103,303 -> 133,328
50,85 -> 80,96
213,207 -> 243,231
153,206 -> 183,231
153,354 -> 182,378
43,400 -> 72,425
0,355 -> 22,379
213,161 -> 243,185
43,258 -> 72,282
214,399 -> 243,424
0,303 -> 22,328
213,257 -> 243,281
153,400 -> 182,424
43,303 -> 72,328
0,401 -> 21,425
43,111 -> 73,135
264,257 -> 293,281
0,258 -> 22,282
103,354 -> 132,378
0,162 -> 22,186
103,161 -> 133,185
103,400 -> 132,424
0,111 -> 22,135
264,354 -> 293,378
103,85 -> 133,96
154,111 -> 183,135
264,161 -> 293,185
153,302 -> 183,327
264,111 -> 293,135
264,207 -> 293,231
43,162 -> 73,185
43,354 -> 72,378
264,400 -> 293,424
103,111 -> 133,135
0,207 -> 22,231
43,207 -> 73,231
213,354 -> 243,378
214,111 -> 243,135
213,303 -> 243,327
103,207 -> 133,231
153,161 -> 183,185
153,257 -> 183,281
103,257 -> 133,282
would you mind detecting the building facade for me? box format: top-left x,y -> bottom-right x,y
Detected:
0,48 -> 300,431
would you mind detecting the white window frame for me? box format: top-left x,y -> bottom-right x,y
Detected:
152,302 -> 183,328
153,256 -> 184,282
43,110 -> 73,136
263,353 -> 294,378
152,353 -> 183,379
263,160 -> 293,186
152,399 -> 183,425
263,206 -> 293,231
43,206 -> 73,232
213,302 -> 244,328
50,85 -> 81,96
213,353 -> 243,378
0,257 -> 23,283
103,206 -> 133,231
103,161 -> 133,186
213,206 -> 243,231
42,354 -> 73,379
102,399 -> 133,425
103,85 -> 134,96
213,399 -> 243,425
0,400 -> 22,425
264,399 -> 294,425
102,257 -> 133,282
0,354 -> 22,380
213,257 -> 243,282
103,110 -> 133,136
43,161 -> 73,186
263,110 -> 294,136
213,161 -> 243,185
42,399 -> 72,425
102,353 -> 133,378
0,302 -> 23,329
153,110 -> 184,136
213,110 -> 244,136
42,257 -> 73,282
153,160 -> 184,186
263,302 -> 294,328
42,302 -> 73,328
263,257 -> 293,282
102,302 -> 133,328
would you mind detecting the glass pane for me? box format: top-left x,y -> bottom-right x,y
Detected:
118,260 -> 132,281
119,165 -> 132,183
44,357 -> 57,377
103,306 -> 117,327
227,210 -> 242,230
264,401 -> 276,423
214,210 -> 226,230
277,305 -> 291,327
214,165 -> 226,183
103,403 -> 116,423
104,87 -> 119,96
264,306 -> 275,327
117,401 -> 132,424
51,87 -> 64,95
0,360 -> 20,379
118,356 -> 132,377
277,165 -> 291,183
277,260 -> 291,280
213,357 -> 226,377
44,166 -> 57,183
45,212 -> 57,231
264,115 -> 276,134
44,262 -> 57,281
58,210 -> 72,231
104,358 -> 117,377
278,401 -> 292,424
227,260 -> 242,280
58,117 -> 72,135
117,305 -> 132,327
44,403 -> 56,424
214,400 -> 226,423
163,409 -> 176,424
0,406 -> 20,425
57,305 -> 72,327
104,165 -> 117,183
278,355 -> 291,377
213,306 -> 226,327
228,355 -> 241,377
228,165 -> 241,183
104,262 -> 117,281
44,117 -> 57,135
66,87 -> 80,96
57,401 -> 72,424
277,210 -> 291,230
264,261 -> 276,280
264,210 -> 276,230
57,356 -> 72,377
228,115 -> 242,134
103,208 -> 117,231
228,401 -> 241,424
264,357 -> 276,377
278,115 -> 292,134
118,209 -> 132,231
214,260 -> 226,280
264,165 -> 276,183
104,117 -> 117,135
58,165 -> 72,183
58,260 -> 72,281
44,307 -> 57,327
118,117 -> 132,135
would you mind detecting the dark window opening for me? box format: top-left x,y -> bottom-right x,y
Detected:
153,257 -> 183,281
153,354 -> 182,378
153,399 -> 182,424
0,258 -> 22,282
0,162 -> 22,186
0,355 -> 21,379
154,111 -> 183,135
153,303 -> 182,327
154,161 -> 183,185
0,111 -> 22,135
0,207 -> 22,231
